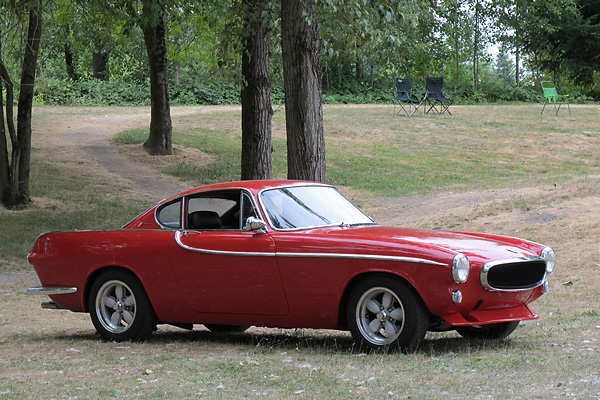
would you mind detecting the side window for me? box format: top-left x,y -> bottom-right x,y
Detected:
156,199 -> 182,229
187,191 -> 239,230
186,190 -> 260,231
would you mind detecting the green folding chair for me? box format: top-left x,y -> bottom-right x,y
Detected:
541,81 -> 570,116
393,78 -> 426,117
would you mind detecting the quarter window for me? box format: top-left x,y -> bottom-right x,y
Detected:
156,199 -> 182,229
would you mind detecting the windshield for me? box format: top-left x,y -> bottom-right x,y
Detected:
260,185 -> 374,230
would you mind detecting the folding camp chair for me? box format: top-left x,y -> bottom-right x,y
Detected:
541,81 -> 570,116
393,78 -> 426,117
425,77 -> 457,115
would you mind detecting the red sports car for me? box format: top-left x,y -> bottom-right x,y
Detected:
28,180 -> 556,351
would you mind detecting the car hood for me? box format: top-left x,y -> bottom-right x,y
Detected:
292,225 -> 543,265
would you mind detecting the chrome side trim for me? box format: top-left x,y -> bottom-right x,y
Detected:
174,230 -> 446,266
27,286 -> 78,295
480,256 -> 547,292
175,230 -> 275,257
275,252 -> 447,265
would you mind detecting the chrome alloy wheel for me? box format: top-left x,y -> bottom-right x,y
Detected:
95,280 -> 137,334
355,286 -> 405,346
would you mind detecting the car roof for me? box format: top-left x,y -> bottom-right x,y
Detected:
158,180 -> 331,204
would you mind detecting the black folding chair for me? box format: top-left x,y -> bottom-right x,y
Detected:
425,77 -> 457,115
393,78 -> 426,117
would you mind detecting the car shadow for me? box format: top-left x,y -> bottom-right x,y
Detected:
33,325 -> 523,355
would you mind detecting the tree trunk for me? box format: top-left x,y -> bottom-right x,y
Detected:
473,1 -> 479,90
65,43 -> 78,81
515,25 -> 520,87
355,50 -> 362,81
11,0 -> 42,208
64,25 -> 79,81
0,37 -> 15,206
92,39 -> 109,81
455,32 -> 460,86
0,40 -> 9,203
241,0 -> 273,181
281,0 -> 326,183
174,63 -> 180,86
142,0 -> 173,156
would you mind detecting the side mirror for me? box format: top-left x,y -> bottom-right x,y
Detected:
245,217 -> 267,233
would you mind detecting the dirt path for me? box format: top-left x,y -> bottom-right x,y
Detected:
32,107 -> 204,201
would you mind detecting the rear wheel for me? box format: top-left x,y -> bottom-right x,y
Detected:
89,270 -> 157,342
347,276 -> 428,352
456,321 -> 520,340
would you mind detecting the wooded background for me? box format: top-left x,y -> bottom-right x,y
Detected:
2,0 -> 599,107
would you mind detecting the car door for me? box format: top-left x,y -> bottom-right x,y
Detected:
167,190 -> 289,316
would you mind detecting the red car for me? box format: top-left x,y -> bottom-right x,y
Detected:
28,180 -> 556,351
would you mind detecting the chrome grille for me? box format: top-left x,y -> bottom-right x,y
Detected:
480,257 -> 547,291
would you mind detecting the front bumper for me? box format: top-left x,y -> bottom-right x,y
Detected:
441,304 -> 538,326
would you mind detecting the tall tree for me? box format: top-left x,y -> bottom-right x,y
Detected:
240,0 -> 273,180
140,0 -> 172,155
494,0 -> 525,86
0,0 -> 42,209
472,0 -> 482,89
544,0 -> 600,85
281,0 -> 325,182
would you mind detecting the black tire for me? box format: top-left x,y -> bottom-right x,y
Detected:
456,321 -> 520,340
204,324 -> 251,333
88,270 -> 157,342
347,276 -> 429,352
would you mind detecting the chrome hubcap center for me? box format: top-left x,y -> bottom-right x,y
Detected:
377,310 -> 388,321
113,300 -> 124,312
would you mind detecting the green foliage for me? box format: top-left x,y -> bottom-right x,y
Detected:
171,79 -> 239,106
477,81 -> 540,103
35,76 -> 242,106
37,78 -> 151,106
6,0 -> 600,108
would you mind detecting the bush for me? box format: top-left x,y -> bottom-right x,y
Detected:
37,77 -> 241,107
38,78 -> 152,106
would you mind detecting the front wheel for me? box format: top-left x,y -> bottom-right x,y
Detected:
347,276 -> 429,352
89,270 -> 157,342
456,321 -> 520,340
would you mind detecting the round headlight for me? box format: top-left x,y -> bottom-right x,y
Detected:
452,253 -> 470,283
541,247 -> 556,274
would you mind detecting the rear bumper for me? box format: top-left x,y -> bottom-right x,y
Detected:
27,286 -> 77,295
441,304 -> 538,326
